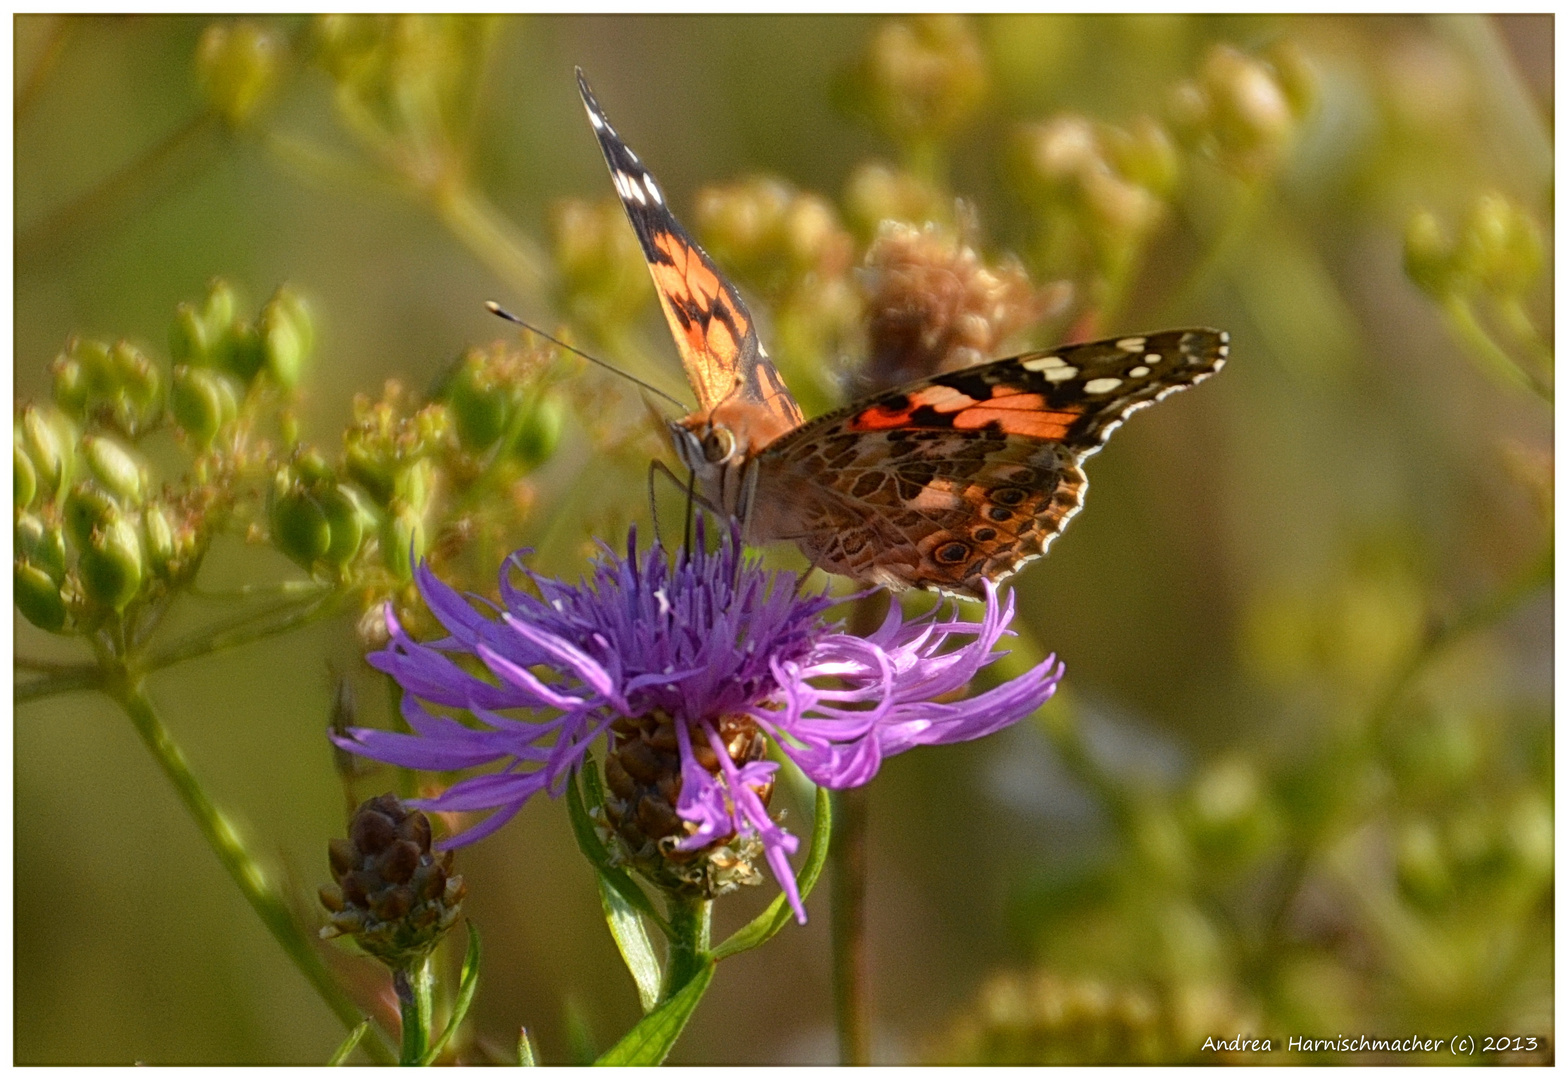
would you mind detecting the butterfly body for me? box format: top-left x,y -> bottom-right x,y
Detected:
578,70 -> 1227,598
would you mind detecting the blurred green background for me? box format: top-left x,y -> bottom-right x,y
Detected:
14,14 -> 1553,1064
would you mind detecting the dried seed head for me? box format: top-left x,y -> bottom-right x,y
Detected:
319,794 -> 466,970
859,221 -> 1069,392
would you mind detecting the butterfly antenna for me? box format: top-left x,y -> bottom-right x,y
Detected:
485,302 -> 689,410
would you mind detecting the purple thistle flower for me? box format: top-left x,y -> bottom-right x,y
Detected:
336,526 -> 1064,923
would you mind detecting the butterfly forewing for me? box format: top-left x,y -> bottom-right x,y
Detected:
576,70 -> 803,428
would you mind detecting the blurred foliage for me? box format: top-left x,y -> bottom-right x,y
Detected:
14,13 -> 1551,1064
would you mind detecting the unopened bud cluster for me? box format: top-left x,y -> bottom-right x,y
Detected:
16,277 -> 568,651
1166,43 -> 1315,179
1013,112 -> 1179,282
15,280 -> 314,635
1404,192 -> 1544,302
845,14 -> 988,148
320,794 -> 467,969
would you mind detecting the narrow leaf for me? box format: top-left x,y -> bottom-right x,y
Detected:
423,922 -> 482,1065
597,871 -> 662,1013
565,767 -> 670,935
594,960 -> 716,1066
328,1019 -> 370,1066
711,784 -> 832,960
517,1026 -> 538,1066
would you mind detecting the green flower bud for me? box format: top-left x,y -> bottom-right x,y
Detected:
220,321 -> 268,384
1403,210 -> 1454,297
203,278 -> 238,338
510,393 -> 565,471
70,337 -> 117,395
80,514 -> 144,612
16,512 -> 67,582
445,366 -> 512,452
171,303 -> 214,368
111,342 -> 163,418
63,480 -> 122,552
196,21 -> 281,128
1105,118 -> 1180,199
15,440 -> 37,510
270,474 -> 333,570
1455,192 -> 1543,297
382,508 -> 426,584
51,354 -> 90,416
80,435 -> 146,505
15,560 -> 69,632
259,289 -> 312,389
295,448 -> 336,487
1265,40 -> 1318,121
21,405 -> 78,498
170,365 -> 240,446
143,502 -> 178,578
320,484 -> 369,569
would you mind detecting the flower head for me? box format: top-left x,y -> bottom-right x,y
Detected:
337,525 -> 1063,922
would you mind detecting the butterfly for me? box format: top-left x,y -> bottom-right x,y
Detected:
576,69 -> 1227,599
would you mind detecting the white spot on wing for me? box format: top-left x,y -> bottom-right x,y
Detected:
588,110 -> 605,130
618,171 -> 647,204
644,174 -> 663,204
1084,377 -> 1123,394
1042,365 -> 1078,382
1128,365 -> 1151,378
1022,354 -> 1065,371
1116,337 -> 1146,352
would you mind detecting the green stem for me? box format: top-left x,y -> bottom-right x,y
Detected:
1441,293 -> 1552,403
660,894 -> 712,1002
16,112 -> 221,266
1155,180 -> 1265,324
829,786 -> 871,1066
431,185 -> 550,304
145,591 -> 343,672
396,959 -> 435,1066
14,664 -> 102,703
110,677 -> 397,1064
1494,296 -> 1555,377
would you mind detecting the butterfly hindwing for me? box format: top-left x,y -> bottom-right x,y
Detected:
754,329 -> 1228,596
576,70 -> 803,428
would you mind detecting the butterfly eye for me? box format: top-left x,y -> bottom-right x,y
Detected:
702,428 -> 736,463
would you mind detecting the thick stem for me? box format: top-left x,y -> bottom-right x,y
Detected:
660,893 -> 712,1001
829,786 -> 871,1065
396,959 -> 435,1065
111,677 -> 396,1063
14,664 -> 101,703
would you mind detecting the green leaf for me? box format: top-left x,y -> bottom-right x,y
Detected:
598,872 -> 663,1013
517,1026 -> 539,1066
423,922 -> 482,1065
328,1019 -> 370,1066
593,960 -> 716,1066
711,784 -> 832,960
565,766 -> 670,936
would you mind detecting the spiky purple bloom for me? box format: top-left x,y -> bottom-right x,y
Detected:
337,527 -> 1064,922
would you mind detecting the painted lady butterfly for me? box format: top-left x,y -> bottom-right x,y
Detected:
577,70 -> 1227,599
